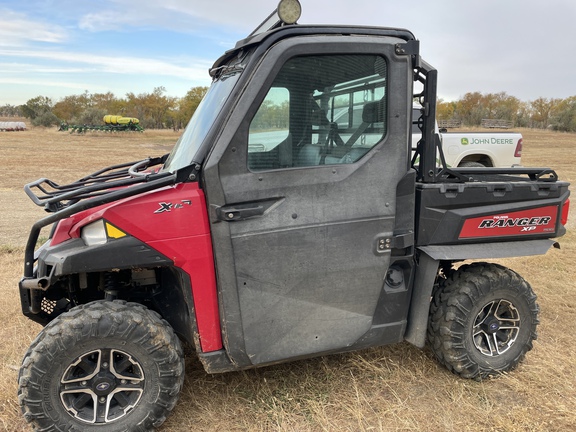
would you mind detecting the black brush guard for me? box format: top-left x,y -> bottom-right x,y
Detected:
22,155 -> 177,280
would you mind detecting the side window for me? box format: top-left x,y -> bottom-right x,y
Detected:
248,87 -> 292,169
248,88 -> 290,170
248,54 -> 387,171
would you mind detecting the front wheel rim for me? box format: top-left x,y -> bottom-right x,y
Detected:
472,299 -> 521,357
59,348 -> 145,424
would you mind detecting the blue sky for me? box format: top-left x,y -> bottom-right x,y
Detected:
1,0 -> 575,105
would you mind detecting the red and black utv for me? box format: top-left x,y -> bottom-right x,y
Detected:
17,1 -> 570,430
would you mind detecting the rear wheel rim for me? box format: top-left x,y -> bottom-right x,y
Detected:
59,348 -> 145,424
472,299 -> 520,357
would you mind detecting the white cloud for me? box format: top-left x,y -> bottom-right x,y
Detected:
76,0 -> 272,33
0,76 -> 106,91
0,9 -> 67,46
0,48 -> 213,81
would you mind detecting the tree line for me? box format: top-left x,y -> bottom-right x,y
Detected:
0,86 -> 208,130
1,89 -> 576,132
436,92 -> 576,131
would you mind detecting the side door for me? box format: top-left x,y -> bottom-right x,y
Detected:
203,36 -> 415,366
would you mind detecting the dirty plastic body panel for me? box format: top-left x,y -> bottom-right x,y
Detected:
21,183 -> 222,352
203,34 -> 416,368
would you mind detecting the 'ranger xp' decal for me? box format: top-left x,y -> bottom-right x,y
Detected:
459,206 -> 558,238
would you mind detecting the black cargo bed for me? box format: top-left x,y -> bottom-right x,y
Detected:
415,171 -> 570,246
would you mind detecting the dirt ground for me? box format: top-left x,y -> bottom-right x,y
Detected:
0,126 -> 574,431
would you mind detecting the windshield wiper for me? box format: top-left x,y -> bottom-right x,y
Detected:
209,48 -> 251,78
209,63 -> 245,79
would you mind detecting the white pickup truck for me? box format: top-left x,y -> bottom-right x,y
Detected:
412,108 -> 523,168
438,131 -> 523,167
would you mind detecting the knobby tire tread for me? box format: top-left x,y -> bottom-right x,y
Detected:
427,262 -> 538,380
18,300 -> 184,432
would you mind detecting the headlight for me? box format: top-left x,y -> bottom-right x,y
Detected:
81,220 -> 107,246
81,220 -> 127,246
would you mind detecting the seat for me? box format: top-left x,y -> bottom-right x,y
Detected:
295,144 -> 322,166
344,99 -> 386,148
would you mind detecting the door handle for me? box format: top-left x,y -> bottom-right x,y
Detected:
218,205 -> 265,221
215,197 -> 285,222
216,197 -> 284,222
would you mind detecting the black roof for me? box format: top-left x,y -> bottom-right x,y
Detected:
211,24 -> 416,71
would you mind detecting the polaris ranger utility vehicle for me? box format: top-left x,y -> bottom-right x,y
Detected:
18,1 -> 570,430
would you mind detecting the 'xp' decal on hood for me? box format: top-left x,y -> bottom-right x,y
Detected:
154,200 -> 192,214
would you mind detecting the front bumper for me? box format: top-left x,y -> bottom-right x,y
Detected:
20,236 -> 173,324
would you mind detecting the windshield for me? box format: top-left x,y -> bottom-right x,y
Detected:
163,71 -> 242,173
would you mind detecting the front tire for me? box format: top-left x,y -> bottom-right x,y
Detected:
18,300 -> 184,431
428,263 -> 539,379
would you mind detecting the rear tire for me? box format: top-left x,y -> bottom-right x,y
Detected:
428,263 -> 538,379
459,161 -> 485,167
18,300 -> 184,431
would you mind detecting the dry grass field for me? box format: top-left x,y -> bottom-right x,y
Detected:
0,125 -> 574,431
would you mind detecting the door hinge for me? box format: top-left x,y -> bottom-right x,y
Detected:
395,40 -> 420,69
375,232 -> 414,254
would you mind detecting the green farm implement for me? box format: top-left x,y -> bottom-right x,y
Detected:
59,115 -> 144,133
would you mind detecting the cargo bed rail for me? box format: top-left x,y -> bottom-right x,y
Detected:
437,166 -> 559,183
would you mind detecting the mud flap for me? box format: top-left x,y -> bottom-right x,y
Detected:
404,251 -> 438,348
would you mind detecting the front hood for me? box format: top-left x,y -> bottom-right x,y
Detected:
51,183 -> 206,246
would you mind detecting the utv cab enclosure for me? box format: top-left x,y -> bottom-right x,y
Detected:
17,1 -> 570,430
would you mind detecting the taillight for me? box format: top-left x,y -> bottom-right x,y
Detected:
561,199 -> 570,226
514,138 -> 523,158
